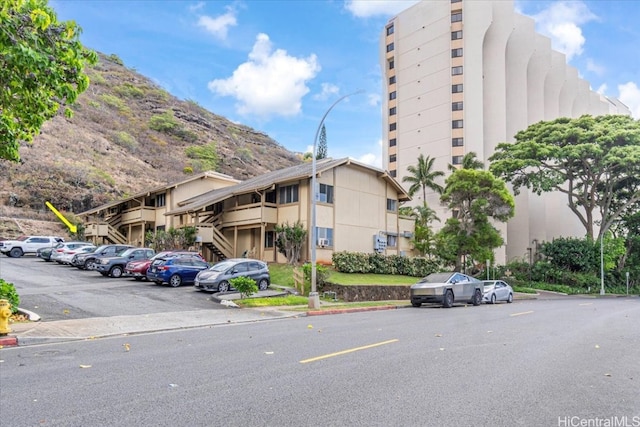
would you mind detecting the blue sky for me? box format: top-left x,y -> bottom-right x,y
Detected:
51,0 -> 640,168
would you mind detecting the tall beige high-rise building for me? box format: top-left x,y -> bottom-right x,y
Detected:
380,0 -> 630,264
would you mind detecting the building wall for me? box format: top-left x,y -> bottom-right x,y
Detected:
383,0 -> 631,264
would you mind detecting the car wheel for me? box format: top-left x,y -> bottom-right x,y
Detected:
490,293 -> 497,304
154,281 -> 163,285
507,293 -> 513,303
443,290 -> 454,308
472,289 -> 482,306
110,266 -> 123,278
217,281 -> 230,293
134,277 -> 143,281
258,279 -> 269,291
84,259 -> 93,270
9,248 -> 23,258
169,274 -> 182,287
411,301 -> 421,307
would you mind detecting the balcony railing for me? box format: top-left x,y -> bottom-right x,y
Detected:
120,207 -> 156,225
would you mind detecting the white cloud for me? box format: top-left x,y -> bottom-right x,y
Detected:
356,138 -> 383,168
586,58 -> 605,76
367,93 -> 381,107
208,33 -> 321,118
313,83 -> 340,101
596,83 -> 607,94
197,6 -> 237,40
618,82 -> 640,119
189,2 -> 205,13
344,0 -> 420,18
530,1 -> 597,61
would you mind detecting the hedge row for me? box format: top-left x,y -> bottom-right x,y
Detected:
332,251 -> 440,277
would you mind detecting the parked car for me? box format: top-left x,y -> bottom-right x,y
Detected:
72,244 -> 134,270
194,258 -> 270,292
410,272 -> 484,308
59,245 -> 97,265
124,250 -> 204,281
0,235 -> 64,258
51,242 -> 95,263
37,246 -> 55,261
482,280 -> 514,304
95,248 -> 155,278
146,256 -> 210,287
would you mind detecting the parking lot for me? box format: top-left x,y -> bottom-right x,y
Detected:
0,255 -> 225,321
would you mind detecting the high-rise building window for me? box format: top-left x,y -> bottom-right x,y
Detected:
451,10 -> 462,22
452,155 -> 463,165
389,91 -> 396,100
389,107 -> 396,116
390,170 -> 397,178
452,84 -> 463,93
452,66 -> 463,75
452,120 -> 464,129
389,138 -> 397,147
452,102 -> 463,111
389,75 -> 396,84
386,24 -> 394,36
452,48 -> 463,58
451,0 -> 462,3
452,137 -> 464,147
386,42 -> 394,52
389,59 -> 395,70
451,30 -> 463,40
389,122 -> 397,131
389,154 -> 397,163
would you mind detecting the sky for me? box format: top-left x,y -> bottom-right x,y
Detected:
50,0 -> 640,168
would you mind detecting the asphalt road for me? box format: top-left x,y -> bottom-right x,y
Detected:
0,254 -> 224,320
1,294 -> 639,426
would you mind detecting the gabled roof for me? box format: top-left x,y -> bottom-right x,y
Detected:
78,170 -> 239,216
166,157 -> 410,216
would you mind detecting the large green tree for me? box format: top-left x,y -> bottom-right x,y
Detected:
448,151 -> 484,171
436,169 -> 514,271
410,202 -> 440,257
402,154 -> 444,202
489,115 -> 640,240
316,124 -> 327,160
0,0 -> 97,162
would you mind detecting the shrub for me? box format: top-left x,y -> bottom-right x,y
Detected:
149,111 -> 178,133
107,53 -> 124,65
230,276 -> 258,299
99,94 -> 130,114
112,131 -> 138,151
185,142 -> 219,172
114,83 -> 144,99
302,263 -> 330,286
0,279 -> 20,314
331,251 -> 440,277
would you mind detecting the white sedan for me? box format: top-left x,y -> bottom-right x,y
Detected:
482,280 -> 514,304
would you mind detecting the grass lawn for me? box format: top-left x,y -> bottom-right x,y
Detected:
268,263 -> 417,287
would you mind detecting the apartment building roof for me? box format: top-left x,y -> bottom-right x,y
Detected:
166,157 -> 410,216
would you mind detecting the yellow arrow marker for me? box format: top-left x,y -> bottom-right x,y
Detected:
45,201 -> 77,233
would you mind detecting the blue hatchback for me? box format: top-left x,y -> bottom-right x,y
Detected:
146,256 -> 210,287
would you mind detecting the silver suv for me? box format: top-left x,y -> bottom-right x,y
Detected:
0,236 -> 64,258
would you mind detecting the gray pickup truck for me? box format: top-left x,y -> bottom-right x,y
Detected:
410,272 -> 484,308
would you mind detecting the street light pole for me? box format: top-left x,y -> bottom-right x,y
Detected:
309,90 -> 363,309
600,234 -> 605,295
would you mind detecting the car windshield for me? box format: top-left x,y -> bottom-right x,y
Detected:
209,261 -> 235,272
419,272 -> 454,283
118,248 -> 136,257
483,281 -> 496,287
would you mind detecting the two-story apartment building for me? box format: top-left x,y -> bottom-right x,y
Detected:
78,158 -> 415,264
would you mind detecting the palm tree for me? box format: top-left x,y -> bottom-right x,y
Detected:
402,154 -> 444,202
448,151 -> 484,171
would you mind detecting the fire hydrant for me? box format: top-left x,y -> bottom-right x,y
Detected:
0,299 -> 12,335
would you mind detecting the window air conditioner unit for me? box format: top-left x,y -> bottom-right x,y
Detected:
318,238 -> 329,247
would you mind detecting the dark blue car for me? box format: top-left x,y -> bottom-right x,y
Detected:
146,256 -> 210,287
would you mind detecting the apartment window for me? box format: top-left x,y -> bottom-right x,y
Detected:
452,84 -> 463,93
387,234 -> 398,248
265,231 -> 275,248
452,66 -> 463,75
389,138 -> 397,147
452,137 -> 464,147
389,107 -> 396,116
388,59 -> 395,70
317,183 -> 334,204
387,198 -> 398,212
265,190 -> 276,203
389,75 -> 396,85
155,193 -> 166,207
451,30 -> 463,40
389,91 -> 396,100
452,48 -> 463,58
386,42 -> 394,53
452,101 -> 463,111
452,156 -> 463,165
316,227 -> 334,247
386,24 -> 394,36
452,120 -> 464,129
389,154 -> 397,163
390,170 -> 397,178
451,10 -> 462,22
389,122 -> 397,131
451,0 -> 462,3
279,184 -> 299,204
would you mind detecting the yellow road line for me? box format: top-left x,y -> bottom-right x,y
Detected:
510,310 -> 534,317
300,339 -> 399,364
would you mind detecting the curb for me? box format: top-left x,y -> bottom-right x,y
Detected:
307,305 -> 399,316
0,335 -> 18,348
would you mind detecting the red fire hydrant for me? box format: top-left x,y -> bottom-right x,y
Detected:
0,299 -> 12,335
